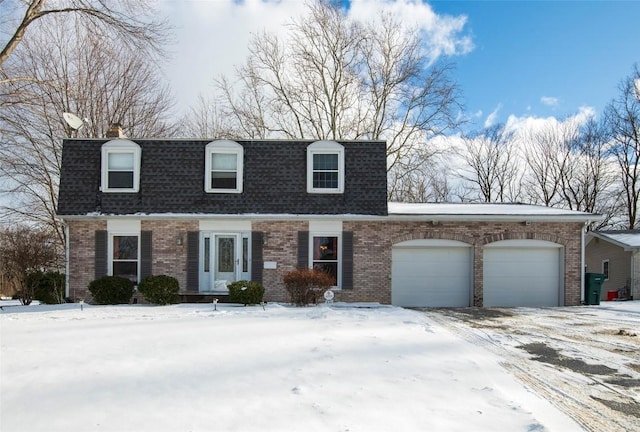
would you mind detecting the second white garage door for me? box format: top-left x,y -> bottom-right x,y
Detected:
392,239 -> 472,307
483,240 -> 563,307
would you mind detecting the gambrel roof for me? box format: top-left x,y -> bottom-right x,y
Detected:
57,139 -> 388,216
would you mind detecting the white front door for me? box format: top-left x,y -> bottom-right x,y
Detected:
214,235 -> 237,291
200,233 -> 247,292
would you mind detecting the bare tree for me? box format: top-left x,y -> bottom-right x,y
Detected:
0,0 -> 168,68
0,14 -> 176,245
559,118 -> 617,218
605,65 -> 640,229
210,1 -> 462,198
0,226 -> 62,305
179,95 -> 240,139
458,124 -> 521,202
521,121 -> 576,206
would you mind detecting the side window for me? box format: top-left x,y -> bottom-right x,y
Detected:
307,141 -> 344,194
205,140 -> 244,193
310,234 -> 340,288
101,140 -> 141,192
110,234 -> 139,282
602,259 -> 609,281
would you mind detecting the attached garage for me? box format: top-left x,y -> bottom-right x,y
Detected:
483,240 -> 563,307
392,239 -> 472,307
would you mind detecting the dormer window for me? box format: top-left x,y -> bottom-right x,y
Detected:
205,140 -> 244,193
307,141 -> 344,194
101,140 -> 141,193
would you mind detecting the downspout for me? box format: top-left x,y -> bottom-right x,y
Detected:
631,252 -> 636,301
581,222 -> 587,304
64,222 -> 70,300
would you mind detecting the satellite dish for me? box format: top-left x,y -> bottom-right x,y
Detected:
63,112 -> 84,130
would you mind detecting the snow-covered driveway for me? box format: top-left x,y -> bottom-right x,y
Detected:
1,302 -> 582,432
427,302 -> 640,432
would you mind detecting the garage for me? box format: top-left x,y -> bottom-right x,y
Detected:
392,239 -> 472,307
483,240 -> 563,307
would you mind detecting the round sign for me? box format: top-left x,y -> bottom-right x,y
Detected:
323,289 -> 335,301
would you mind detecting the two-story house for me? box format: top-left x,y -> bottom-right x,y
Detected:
57,130 -> 600,307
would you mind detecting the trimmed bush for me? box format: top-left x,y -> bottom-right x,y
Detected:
283,268 -> 334,306
227,280 -> 264,305
138,275 -> 179,305
88,276 -> 134,305
27,271 -> 65,304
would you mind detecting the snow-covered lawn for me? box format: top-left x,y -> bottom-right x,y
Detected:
0,301 -> 589,432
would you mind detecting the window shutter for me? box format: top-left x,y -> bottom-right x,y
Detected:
342,231 -> 354,289
140,231 -> 152,280
251,232 -> 263,284
95,230 -> 108,279
297,231 -> 309,269
186,231 -> 199,292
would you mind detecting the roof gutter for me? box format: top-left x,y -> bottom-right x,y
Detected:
57,212 -> 603,224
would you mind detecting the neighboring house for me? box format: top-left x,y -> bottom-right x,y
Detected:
585,230 -> 640,300
56,130 -> 600,307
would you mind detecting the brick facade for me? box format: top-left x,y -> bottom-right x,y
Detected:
67,219 -> 106,301
66,218 -> 584,306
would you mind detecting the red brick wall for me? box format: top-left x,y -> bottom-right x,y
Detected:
342,220 -> 584,306
66,218 -> 584,306
253,221 -> 308,302
67,219 -> 106,301
141,220 -> 198,291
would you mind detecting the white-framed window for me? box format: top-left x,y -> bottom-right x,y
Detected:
109,234 -> 139,282
602,259 -> 610,281
205,140 -> 244,193
310,233 -> 341,288
101,140 -> 141,192
307,141 -> 344,194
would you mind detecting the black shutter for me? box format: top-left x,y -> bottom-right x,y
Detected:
251,232 -> 263,283
342,231 -> 354,289
186,231 -> 199,292
297,231 -> 309,269
140,231 -> 152,280
95,230 -> 108,279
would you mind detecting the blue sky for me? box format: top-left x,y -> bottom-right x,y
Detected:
428,0 -> 640,128
161,0 -> 640,132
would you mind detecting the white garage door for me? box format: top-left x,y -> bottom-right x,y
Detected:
392,239 -> 472,307
483,240 -> 562,307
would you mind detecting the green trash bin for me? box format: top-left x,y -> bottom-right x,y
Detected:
585,273 -> 605,305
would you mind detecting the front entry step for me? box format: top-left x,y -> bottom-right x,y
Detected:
178,293 -> 231,303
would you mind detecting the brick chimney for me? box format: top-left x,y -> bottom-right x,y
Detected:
106,123 -> 125,138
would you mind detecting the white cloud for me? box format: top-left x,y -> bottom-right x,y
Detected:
349,0 -> 474,62
540,96 -> 559,107
504,106 -> 595,137
161,0 -> 473,114
161,0 -> 308,114
484,104 -> 502,128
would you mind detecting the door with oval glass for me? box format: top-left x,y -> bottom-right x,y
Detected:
200,233 -> 250,292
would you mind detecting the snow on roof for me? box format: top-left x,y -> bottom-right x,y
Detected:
593,230 -> 640,249
388,202 -> 600,221
64,203 -> 600,222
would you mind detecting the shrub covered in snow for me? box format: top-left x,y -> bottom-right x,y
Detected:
282,268 -> 334,306
138,275 -> 179,305
88,276 -> 134,305
227,280 -> 264,305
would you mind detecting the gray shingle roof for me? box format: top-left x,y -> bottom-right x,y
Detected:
57,139 -> 388,216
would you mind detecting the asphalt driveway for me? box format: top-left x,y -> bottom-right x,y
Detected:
426,302 -> 640,432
